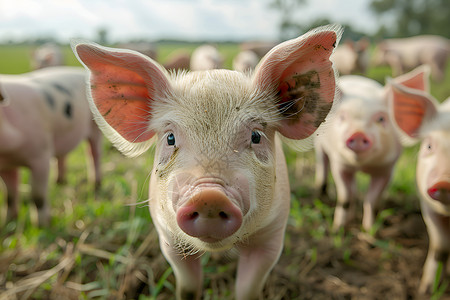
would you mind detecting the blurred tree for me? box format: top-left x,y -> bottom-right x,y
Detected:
370,0 -> 450,38
269,0 -> 307,40
97,27 -> 109,45
268,1 -> 369,43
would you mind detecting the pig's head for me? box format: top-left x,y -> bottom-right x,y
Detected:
72,24 -> 342,253
331,76 -> 399,165
390,82 -> 450,216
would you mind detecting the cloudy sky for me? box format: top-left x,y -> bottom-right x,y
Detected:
0,0 -> 379,43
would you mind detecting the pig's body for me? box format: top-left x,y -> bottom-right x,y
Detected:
190,44 -> 223,71
315,75 -> 403,231
0,67 -> 102,225
390,80 -> 450,294
373,35 -> 450,81
73,24 -> 342,299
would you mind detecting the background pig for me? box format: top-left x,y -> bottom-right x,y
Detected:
330,38 -> 370,75
373,35 -> 450,81
190,44 -> 224,71
314,67 -> 428,231
163,50 -> 191,71
31,43 -> 64,69
232,50 -> 260,73
73,24 -> 342,299
389,79 -> 450,294
0,67 -> 102,226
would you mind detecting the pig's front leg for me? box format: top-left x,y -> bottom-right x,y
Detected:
1,169 -> 20,222
331,163 -> 356,230
56,155 -> 67,184
314,143 -> 330,197
235,223 -> 286,300
29,159 -> 51,226
362,172 -> 392,232
159,239 -> 203,300
88,127 -> 103,190
419,203 -> 450,294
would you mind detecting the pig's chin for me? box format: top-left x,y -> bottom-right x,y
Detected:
174,232 -> 240,254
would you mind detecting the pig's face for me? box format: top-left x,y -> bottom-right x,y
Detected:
416,130 -> 450,216
150,71 -> 280,252
333,96 -> 398,166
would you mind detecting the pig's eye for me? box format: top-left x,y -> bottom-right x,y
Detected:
251,131 -> 261,144
167,133 -> 176,146
377,116 -> 385,123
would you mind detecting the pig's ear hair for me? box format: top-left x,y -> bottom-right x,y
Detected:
71,40 -> 171,157
391,64 -> 430,93
388,80 -> 439,145
252,24 -> 343,150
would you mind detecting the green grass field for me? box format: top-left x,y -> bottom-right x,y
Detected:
0,43 -> 449,299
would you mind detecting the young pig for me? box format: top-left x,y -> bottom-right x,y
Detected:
389,80 -> 450,294
190,44 -> 223,71
72,24 -> 343,299
314,66 -> 429,231
0,67 -> 102,226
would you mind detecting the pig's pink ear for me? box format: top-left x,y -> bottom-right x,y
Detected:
253,24 -> 343,140
72,41 -> 171,157
389,81 -> 438,139
392,65 -> 430,93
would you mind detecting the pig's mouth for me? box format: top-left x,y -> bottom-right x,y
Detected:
428,181 -> 450,206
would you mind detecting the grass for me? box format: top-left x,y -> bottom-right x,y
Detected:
0,42 -> 449,299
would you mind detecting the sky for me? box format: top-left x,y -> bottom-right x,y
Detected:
0,0 -> 379,43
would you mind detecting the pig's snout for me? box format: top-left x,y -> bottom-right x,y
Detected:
176,189 -> 243,242
346,132 -> 372,153
427,181 -> 450,205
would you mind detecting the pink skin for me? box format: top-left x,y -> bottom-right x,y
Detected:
0,67 -> 102,226
73,24 -> 342,300
389,75 -> 450,294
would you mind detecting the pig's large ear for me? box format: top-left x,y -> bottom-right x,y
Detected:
389,80 -> 439,144
392,64 -> 430,93
71,40 -> 171,157
252,24 -> 343,143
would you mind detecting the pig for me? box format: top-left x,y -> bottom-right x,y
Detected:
190,44 -> 223,71
232,50 -> 260,73
0,67 -> 102,226
72,24 -> 343,299
31,43 -> 64,69
389,76 -> 450,294
314,66 -> 429,231
331,38 -> 370,75
115,42 -> 158,61
239,41 -> 278,58
373,35 -> 450,81
163,50 -> 191,71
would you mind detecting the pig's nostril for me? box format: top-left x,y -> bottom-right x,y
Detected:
219,211 -> 228,219
189,212 -> 199,220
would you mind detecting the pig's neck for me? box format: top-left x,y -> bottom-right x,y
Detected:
0,109 -> 24,153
